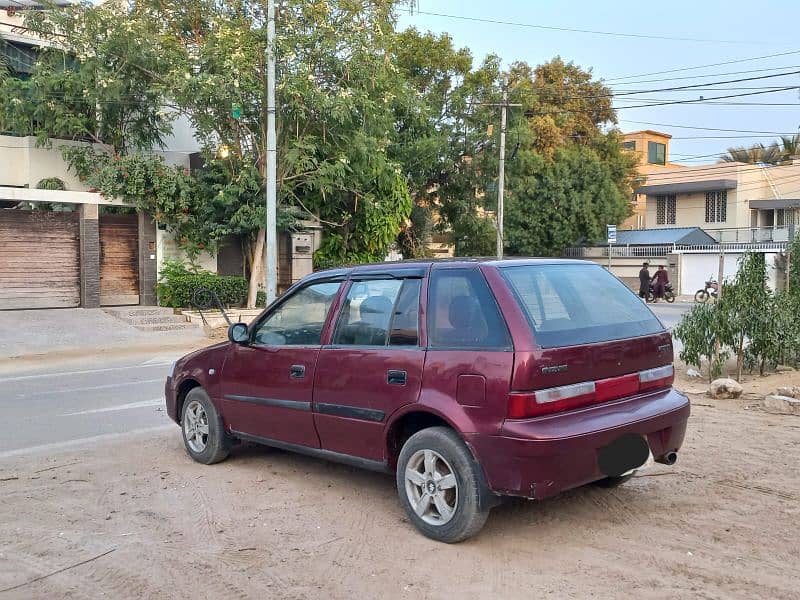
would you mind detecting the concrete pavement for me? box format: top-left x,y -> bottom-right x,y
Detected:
0,307 -> 204,360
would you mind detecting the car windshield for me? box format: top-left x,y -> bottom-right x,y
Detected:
500,263 -> 664,348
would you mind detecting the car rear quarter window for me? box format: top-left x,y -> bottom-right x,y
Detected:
428,269 -> 511,350
501,264 -> 664,348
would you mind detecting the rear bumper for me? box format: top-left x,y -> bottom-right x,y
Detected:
466,387 -> 690,500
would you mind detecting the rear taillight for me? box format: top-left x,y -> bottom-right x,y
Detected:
507,365 -> 674,419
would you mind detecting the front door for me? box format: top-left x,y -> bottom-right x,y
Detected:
220,280 -> 343,448
314,278 -> 425,461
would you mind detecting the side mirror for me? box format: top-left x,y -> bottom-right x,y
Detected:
228,322 -> 249,345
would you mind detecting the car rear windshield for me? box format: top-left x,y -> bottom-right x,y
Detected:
500,263 -> 664,348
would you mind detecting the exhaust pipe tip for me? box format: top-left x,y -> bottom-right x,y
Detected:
656,451 -> 678,466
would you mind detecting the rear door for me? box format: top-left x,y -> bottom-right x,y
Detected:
313,276 -> 425,461
500,263 -> 672,399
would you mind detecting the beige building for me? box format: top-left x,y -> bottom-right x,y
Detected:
621,130 -> 800,242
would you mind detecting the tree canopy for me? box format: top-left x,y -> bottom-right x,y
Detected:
1,0 -> 640,299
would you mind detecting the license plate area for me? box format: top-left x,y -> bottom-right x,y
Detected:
598,433 -> 650,477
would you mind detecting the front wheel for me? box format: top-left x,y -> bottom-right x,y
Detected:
181,387 -> 230,465
396,427 -> 491,543
694,289 -> 709,303
665,291 -> 675,303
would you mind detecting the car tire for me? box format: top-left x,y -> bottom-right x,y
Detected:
396,426 -> 491,543
593,473 -> 635,488
181,387 -> 230,465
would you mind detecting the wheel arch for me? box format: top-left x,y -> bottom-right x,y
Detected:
175,378 -> 202,424
384,407 -> 472,471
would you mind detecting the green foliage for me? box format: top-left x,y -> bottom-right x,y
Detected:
36,177 -> 66,191
788,233 -> 800,296
673,304 -> 730,382
157,259 -> 247,308
674,252 -> 798,380
504,145 -> 632,255
721,134 -> 800,165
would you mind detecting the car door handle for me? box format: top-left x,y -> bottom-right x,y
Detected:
387,370 -> 407,385
290,364 -> 306,379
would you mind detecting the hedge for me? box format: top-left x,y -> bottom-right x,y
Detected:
158,274 -> 248,309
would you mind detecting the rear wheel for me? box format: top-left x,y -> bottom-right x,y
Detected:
694,289 -> 709,303
396,427 -> 490,543
646,290 -> 655,303
181,388 -> 230,465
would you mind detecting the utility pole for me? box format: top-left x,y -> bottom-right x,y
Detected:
496,80 -> 508,259
264,0 -> 278,305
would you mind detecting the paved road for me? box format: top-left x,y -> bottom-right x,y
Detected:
1,304 -> 693,456
649,301 -> 691,331
0,350 -> 186,456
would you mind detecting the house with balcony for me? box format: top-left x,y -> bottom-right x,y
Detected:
621,130 -> 800,243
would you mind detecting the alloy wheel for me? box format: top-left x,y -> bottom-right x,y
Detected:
183,400 -> 210,453
404,449 -> 459,526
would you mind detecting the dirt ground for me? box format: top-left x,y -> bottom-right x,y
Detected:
1,370 -> 799,599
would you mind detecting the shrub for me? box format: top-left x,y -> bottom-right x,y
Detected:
673,303 -> 730,382
157,259 -> 247,308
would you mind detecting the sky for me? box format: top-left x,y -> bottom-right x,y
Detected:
396,0 -> 800,165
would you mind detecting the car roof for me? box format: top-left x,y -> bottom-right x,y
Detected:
303,257 -> 595,282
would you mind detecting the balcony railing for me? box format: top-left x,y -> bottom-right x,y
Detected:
708,225 -> 796,243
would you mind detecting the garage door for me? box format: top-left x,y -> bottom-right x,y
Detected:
0,210 -> 81,309
99,214 -> 140,306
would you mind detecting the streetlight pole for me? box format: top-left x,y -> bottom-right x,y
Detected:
265,0 -> 278,305
497,80 -> 508,259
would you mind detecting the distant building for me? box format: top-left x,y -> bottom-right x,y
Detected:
621,130 -> 800,243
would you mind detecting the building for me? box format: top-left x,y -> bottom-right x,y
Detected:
620,130 -> 683,230
621,130 -> 800,243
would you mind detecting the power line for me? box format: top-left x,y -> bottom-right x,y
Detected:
399,8 -> 766,44
611,69 -> 800,96
608,64 -> 800,86
605,49 -> 800,82
614,87 -> 800,109
620,120 -> 800,135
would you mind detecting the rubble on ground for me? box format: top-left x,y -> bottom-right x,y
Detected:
708,378 -> 743,400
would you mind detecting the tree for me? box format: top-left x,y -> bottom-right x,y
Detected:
779,133 -> 800,160
12,0 -> 413,306
504,144 -> 632,255
721,142 -> 783,165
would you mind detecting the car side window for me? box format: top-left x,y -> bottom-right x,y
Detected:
389,279 -> 422,346
333,279 -> 403,346
428,269 -> 511,350
253,281 -> 341,346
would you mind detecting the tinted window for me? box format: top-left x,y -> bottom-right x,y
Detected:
389,279 -> 421,346
333,279 -> 402,346
253,281 -> 341,346
428,269 -> 511,350
501,264 -> 664,348
648,141 -> 665,165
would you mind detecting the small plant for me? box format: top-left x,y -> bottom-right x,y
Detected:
673,303 -> 730,382
36,177 -> 66,191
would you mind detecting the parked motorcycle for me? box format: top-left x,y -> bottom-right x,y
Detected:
648,282 -> 675,303
694,278 -> 719,303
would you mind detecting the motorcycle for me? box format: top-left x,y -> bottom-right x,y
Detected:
694,278 -> 719,303
648,281 -> 675,303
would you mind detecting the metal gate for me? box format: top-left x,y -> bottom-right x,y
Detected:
99,214 -> 140,306
0,210 -> 81,309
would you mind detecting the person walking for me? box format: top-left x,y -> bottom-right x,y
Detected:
652,265 -> 670,302
638,262 -> 651,301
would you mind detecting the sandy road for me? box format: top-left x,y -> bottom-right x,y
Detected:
0,372 -> 799,600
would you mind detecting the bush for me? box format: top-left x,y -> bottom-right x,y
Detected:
673,303 -> 730,382
157,259 -> 247,308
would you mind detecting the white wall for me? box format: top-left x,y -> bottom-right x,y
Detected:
680,251 -> 780,295
156,228 -> 218,278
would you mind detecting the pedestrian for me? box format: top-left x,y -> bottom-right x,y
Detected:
652,265 -> 669,302
638,262 -> 650,300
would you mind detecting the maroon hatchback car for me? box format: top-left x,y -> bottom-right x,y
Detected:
165,259 -> 689,542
